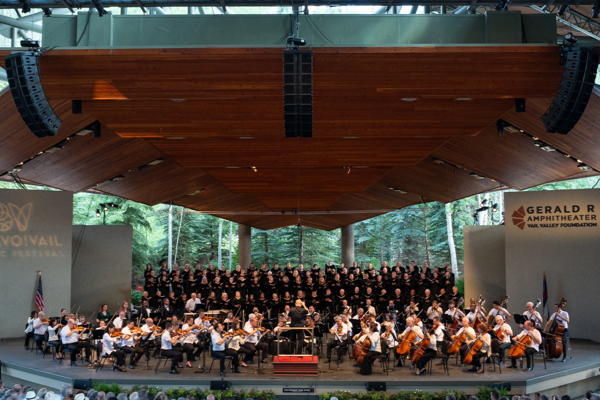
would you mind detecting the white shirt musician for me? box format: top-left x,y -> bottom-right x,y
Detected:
33,313 -> 48,335
546,304 -> 570,360
509,321 -> 542,370
444,304 -> 466,325
113,312 -> 126,329
548,309 -> 569,329
523,302 -> 543,328
120,325 -> 135,348
101,326 -> 126,371
432,321 -> 445,343
400,318 -> 424,344
427,302 -> 443,321
454,317 -> 476,344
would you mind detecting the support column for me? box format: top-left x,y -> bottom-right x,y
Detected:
341,224 -> 355,266
238,224 -> 252,269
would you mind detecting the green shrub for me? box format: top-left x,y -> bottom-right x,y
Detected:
91,383 -> 124,394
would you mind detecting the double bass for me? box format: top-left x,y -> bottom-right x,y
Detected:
448,298 -> 464,336
472,295 -> 487,333
544,298 -> 567,359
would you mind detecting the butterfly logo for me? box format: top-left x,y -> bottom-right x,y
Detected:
0,202 -> 33,232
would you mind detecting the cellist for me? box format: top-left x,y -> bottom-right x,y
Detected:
508,320 -> 542,371
465,324 -> 491,373
359,322 -> 381,376
444,301 -> 465,335
414,327 -> 437,375
545,301 -> 570,361
451,316 -> 476,359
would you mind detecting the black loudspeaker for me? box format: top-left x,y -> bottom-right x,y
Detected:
73,379 -> 93,390
542,46 -> 598,134
210,380 -> 231,390
4,51 -> 62,137
366,382 -> 386,391
515,98 -> 526,112
283,49 -> 312,138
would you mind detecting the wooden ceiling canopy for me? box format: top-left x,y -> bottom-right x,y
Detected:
1,45 -> 597,230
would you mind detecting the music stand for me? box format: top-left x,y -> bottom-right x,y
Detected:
441,314 -> 453,324
513,314 -> 526,325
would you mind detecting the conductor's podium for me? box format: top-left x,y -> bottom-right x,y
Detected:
272,355 -> 319,376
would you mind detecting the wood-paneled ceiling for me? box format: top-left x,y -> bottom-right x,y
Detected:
0,46 -> 598,230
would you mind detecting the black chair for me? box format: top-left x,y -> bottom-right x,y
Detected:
207,349 -> 233,375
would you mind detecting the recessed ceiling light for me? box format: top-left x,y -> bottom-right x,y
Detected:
239,136 -> 254,139
147,158 -> 164,166
454,97 -> 473,101
343,136 -> 359,139
401,97 -> 418,102
165,136 -> 185,140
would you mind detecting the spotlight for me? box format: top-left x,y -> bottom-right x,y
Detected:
558,4 -> 568,15
251,166 -> 258,173
96,209 -> 101,217
540,145 -> 556,152
492,203 -> 499,212
578,162 -> 592,171
563,32 -> 577,45
42,7 -> 52,16
20,39 -> 39,48
286,36 -> 307,48
345,166 -> 352,175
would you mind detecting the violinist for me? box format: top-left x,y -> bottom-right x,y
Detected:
327,316 -> 350,364
509,320 -> 542,371
194,312 -> 214,332
102,324 -> 126,372
131,318 -> 160,366
240,314 -> 261,364
211,323 -> 241,375
491,315 -> 512,365
380,321 -> 399,364
32,311 -> 49,353
523,302 -> 543,329
119,320 -> 142,369
545,301 -> 570,361
430,317 -> 447,354
465,324 -> 491,373
180,316 -> 200,368
359,322 -> 381,375
160,322 -> 183,374
47,318 -> 63,360
60,318 -> 81,366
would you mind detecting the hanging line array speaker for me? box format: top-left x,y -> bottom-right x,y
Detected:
542,46 -> 598,134
4,51 -> 62,138
283,49 -> 313,138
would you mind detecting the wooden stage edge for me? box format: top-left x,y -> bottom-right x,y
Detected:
1,340 -> 600,396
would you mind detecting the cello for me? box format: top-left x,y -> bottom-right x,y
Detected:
506,332 -> 532,358
463,324 -> 487,364
411,328 -> 430,364
544,298 -> 567,359
354,331 -> 371,365
396,329 -> 417,355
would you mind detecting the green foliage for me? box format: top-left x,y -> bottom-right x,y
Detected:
456,278 -> 464,295
476,386 -> 510,400
91,383 -> 124,393
131,289 -> 143,306
319,390 -> 470,400
118,387 -> 275,400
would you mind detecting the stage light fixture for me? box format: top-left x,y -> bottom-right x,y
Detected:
96,209 -> 101,217
147,158 -> 164,166
251,166 -> 258,173
578,163 -> 592,171
558,4 -> 568,15
563,32 -> 577,45
20,39 -> 39,48
286,36 -> 307,48
540,145 -> 556,152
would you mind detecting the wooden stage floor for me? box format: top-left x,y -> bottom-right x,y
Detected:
1,339 -> 599,395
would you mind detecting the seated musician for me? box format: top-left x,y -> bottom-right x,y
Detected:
32,311 -> 49,354
359,322 -> 381,375
194,312 -> 214,332
452,316 -> 476,359
225,328 -> 247,367
431,317 -> 447,355
487,300 -> 510,322
509,320 -> 542,371
180,316 -> 199,368
131,318 -> 159,366
47,318 -> 63,359
397,316 -> 423,366
492,315 -> 513,364
341,314 -> 354,337
415,329 -> 437,375
101,324 -> 126,372
327,316 -> 350,363
211,323 -> 241,375
60,318 -> 82,366
523,302 -> 543,329
380,321 -> 398,358
444,301 -> 466,333
117,321 -> 138,369
466,299 -> 484,324
239,314 -> 261,364
113,311 -> 126,330
139,300 -> 154,320
427,300 -> 443,322
466,324 -> 491,373
160,322 -> 183,374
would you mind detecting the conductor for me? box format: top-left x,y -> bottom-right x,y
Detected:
290,299 -> 309,353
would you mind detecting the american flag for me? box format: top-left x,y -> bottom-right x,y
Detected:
34,273 -> 45,312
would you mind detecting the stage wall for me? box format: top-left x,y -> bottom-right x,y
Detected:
0,189 -> 73,339
463,225 -> 506,306
72,225 -> 133,320
505,189 -> 600,342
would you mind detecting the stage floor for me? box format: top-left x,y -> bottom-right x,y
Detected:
1,339 -> 599,395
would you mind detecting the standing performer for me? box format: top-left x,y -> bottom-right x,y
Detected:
545,299 -> 570,361
289,300 -> 308,353
523,301 -> 543,329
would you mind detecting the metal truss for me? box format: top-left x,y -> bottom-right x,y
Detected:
530,4 -> 600,41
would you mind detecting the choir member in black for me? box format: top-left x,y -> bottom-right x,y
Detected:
160,298 -> 175,322
96,304 -> 111,324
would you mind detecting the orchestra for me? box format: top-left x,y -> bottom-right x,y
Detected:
21,261 -> 572,376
